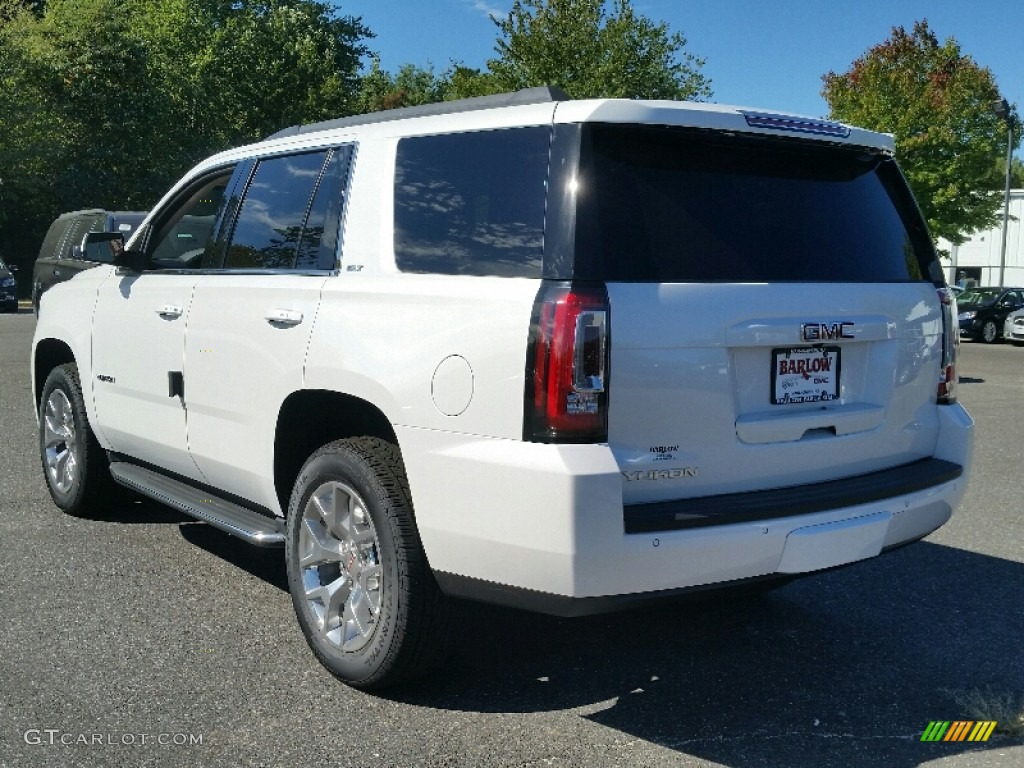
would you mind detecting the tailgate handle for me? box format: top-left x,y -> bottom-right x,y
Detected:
157,304 -> 183,319
265,308 -> 303,326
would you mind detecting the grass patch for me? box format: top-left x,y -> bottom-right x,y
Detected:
950,688 -> 1024,736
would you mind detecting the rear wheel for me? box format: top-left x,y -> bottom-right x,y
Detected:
981,320 -> 999,344
285,437 -> 449,689
39,364 -> 116,514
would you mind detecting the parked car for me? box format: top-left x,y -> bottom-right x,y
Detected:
32,87 -> 973,689
0,257 -> 18,312
1004,307 -> 1024,346
957,287 -> 1024,343
32,209 -> 147,313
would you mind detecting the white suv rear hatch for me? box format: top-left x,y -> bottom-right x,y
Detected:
568,123 -> 948,507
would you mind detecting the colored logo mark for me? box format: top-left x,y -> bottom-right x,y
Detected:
921,721 -> 997,742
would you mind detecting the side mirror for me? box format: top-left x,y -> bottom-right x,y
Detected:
8,264 -> 17,273
82,231 -> 146,271
82,231 -> 124,264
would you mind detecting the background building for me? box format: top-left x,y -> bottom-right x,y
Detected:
943,190 -> 1024,288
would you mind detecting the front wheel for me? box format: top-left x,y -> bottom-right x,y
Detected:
285,437 -> 449,689
39,363 -> 115,514
981,320 -> 999,344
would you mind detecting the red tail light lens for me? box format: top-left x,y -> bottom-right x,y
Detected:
937,287 -> 958,405
524,281 -> 610,443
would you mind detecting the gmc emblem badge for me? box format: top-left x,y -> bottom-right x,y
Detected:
801,322 -> 855,342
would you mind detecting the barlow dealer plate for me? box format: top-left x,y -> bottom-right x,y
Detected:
772,346 -> 841,405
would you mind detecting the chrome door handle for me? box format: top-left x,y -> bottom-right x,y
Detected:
265,308 -> 303,326
157,305 -> 183,318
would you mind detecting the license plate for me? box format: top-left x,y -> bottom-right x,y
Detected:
772,346 -> 840,405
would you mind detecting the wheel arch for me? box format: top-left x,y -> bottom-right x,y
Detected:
33,338 -> 76,409
274,389 -> 399,515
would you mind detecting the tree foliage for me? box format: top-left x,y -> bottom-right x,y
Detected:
487,0 -> 711,100
357,0 -> 711,117
0,0 -> 370,280
822,20 -> 1017,245
356,60 -> 449,112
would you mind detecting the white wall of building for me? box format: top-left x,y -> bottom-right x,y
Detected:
943,190 -> 1024,288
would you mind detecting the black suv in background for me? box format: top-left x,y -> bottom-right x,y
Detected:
32,209 -> 146,313
0,257 -> 17,312
957,287 -> 1024,343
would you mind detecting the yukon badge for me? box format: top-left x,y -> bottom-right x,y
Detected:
801,321 -> 855,342
623,468 -> 698,481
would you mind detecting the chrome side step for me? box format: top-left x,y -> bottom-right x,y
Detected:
109,462 -> 285,547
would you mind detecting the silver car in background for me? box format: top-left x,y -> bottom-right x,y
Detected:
1004,308 -> 1024,346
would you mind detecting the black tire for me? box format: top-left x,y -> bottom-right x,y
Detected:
285,437 -> 449,690
981,320 -> 999,344
38,363 -> 116,515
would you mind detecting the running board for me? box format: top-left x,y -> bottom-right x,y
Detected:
109,462 -> 285,547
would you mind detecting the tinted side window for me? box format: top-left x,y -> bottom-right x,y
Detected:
225,151 -> 329,270
294,147 -> 350,271
148,174 -> 232,269
394,127 -> 549,277
574,125 -> 939,283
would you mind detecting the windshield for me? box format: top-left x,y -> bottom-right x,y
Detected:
0,259 -> 8,271
958,289 -> 1000,306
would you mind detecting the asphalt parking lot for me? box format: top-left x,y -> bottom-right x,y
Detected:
1,308 -> 1022,767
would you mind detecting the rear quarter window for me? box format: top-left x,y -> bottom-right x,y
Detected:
393,127 -> 550,278
573,124 -> 940,283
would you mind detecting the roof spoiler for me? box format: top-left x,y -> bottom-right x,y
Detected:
267,85 -> 570,140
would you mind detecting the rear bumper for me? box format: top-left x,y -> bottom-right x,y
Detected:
398,403 -> 973,613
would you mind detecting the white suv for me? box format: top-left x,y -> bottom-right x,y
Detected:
32,87 -> 974,689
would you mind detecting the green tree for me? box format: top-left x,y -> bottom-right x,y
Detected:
355,60 -> 501,112
486,0 -> 711,100
0,0 -> 372,283
822,20 -> 1017,245
0,0 -> 159,263
356,59 -> 448,112
198,0 -> 371,142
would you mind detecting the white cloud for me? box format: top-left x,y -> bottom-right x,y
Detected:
460,0 -> 504,20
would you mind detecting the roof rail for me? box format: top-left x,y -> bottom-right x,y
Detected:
267,85 -> 570,140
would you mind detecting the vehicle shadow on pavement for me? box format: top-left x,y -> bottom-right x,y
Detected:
178,521 -> 289,592
391,541 -> 1023,767
74,494 -> 194,524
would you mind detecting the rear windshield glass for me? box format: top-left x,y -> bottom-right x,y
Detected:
573,125 -> 938,283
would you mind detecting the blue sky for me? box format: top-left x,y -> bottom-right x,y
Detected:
343,0 -> 1022,120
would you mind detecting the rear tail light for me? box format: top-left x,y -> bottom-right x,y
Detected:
524,281 -> 610,443
937,287 -> 959,405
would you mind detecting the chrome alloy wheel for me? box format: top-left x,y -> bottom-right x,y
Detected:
43,389 -> 79,494
299,481 -> 384,652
